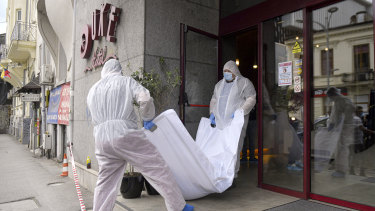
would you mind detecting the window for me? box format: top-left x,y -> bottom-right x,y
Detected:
311,0 -> 375,206
16,10 -> 21,21
262,9 -> 304,192
16,10 -> 22,40
321,49 -> 333,75
354,44 -> 370,81
38,44 -> 42,70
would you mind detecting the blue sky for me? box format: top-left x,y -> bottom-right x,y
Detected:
0,0 -> 7,34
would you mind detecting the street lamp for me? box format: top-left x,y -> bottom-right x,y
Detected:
297,7 -> 338,114
297,7 -> 338,87
325,7 -> 338,89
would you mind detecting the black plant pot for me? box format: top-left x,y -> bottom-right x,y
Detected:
145,179 -> 159,195
120,173 -> 144,199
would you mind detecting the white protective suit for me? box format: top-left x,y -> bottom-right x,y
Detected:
209,60 -> 256,177
327,87 -> 356,173
87,59 -> 185,211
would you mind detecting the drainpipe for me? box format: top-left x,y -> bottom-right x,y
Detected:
41,43 -> 46,147
68,0 -> 76,147
22,68 -> 26,117
41,85 -> 46,147
21,68 -> 25,142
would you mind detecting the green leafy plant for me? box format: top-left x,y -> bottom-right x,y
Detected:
131,57 -> 181,114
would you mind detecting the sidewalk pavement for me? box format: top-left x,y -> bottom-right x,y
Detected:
0,134 -> 354,211
0,134 -> 124,211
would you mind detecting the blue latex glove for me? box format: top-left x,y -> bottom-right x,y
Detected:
328,123 -> 334,131
182,204 -> 194,211
209,113 -> 216,125
231,113 -> 235,118
143,120 -> 155,130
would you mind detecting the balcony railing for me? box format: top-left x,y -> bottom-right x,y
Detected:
342,70 -> 374,82
10,22 -> 37,42
0,44 -> 8,59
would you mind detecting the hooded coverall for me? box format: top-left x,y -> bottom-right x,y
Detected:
327,87 -> 356,174
87,59 -> 186,211
209,60 -> 256,178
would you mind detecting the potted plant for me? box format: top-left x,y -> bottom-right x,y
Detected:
120,57 -> 181,197
144,179 -> 160,195
120,165 -> 145,199
131,57 -> 181,114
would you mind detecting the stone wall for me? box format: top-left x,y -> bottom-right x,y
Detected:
73,0 -> 146,170
145,0 -> 219,137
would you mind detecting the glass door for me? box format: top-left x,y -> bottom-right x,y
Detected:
180,24 -> 219,139
262,10 -> 305,192
310,0 -> 375,208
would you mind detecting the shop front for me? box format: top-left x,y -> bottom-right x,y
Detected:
37,0 -> 374,209
46,83 -> 70,161
219,0 -> 375,209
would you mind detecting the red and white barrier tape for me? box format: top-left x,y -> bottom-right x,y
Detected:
68,144 -> 86,211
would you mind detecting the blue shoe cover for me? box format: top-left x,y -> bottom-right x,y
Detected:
182,204 -> 194,211
287,164 -> 303,171
295,160 -> 304,168
331,171 -> 345,178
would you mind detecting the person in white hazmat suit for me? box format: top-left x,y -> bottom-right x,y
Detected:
209,60 -> 256,178
326,87 -> 356,178
87,59 -> 194,211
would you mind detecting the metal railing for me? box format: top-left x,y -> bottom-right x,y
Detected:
341,70 -> 374,82
10,22 -> 37,42
354,70 -> 374,82
0,44 -> 8,59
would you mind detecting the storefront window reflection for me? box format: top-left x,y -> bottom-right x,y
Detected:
311,0 -> 375,207
262,10 -> 304,192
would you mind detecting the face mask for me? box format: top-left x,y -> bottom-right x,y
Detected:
224,72 -> 233,81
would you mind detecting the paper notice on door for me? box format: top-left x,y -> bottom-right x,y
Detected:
278,61 -> 292,86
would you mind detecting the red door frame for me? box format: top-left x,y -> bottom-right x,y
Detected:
179,24 -> 219,123
220,0 -> 375,210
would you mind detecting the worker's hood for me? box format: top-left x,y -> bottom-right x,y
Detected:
223,60 -> 242,77
101,59 -> 122,79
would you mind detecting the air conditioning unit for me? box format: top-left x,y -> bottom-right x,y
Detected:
40,64 -> 53,85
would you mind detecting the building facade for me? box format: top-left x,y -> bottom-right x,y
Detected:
1,0 -> 41,147
4,0 -> 373,210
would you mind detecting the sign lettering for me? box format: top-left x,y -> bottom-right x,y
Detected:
21,94 -> 40,102
81,3 -> 121,60
85,46 -> 117,72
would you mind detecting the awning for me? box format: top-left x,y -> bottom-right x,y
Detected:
15,76 -> 41,94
